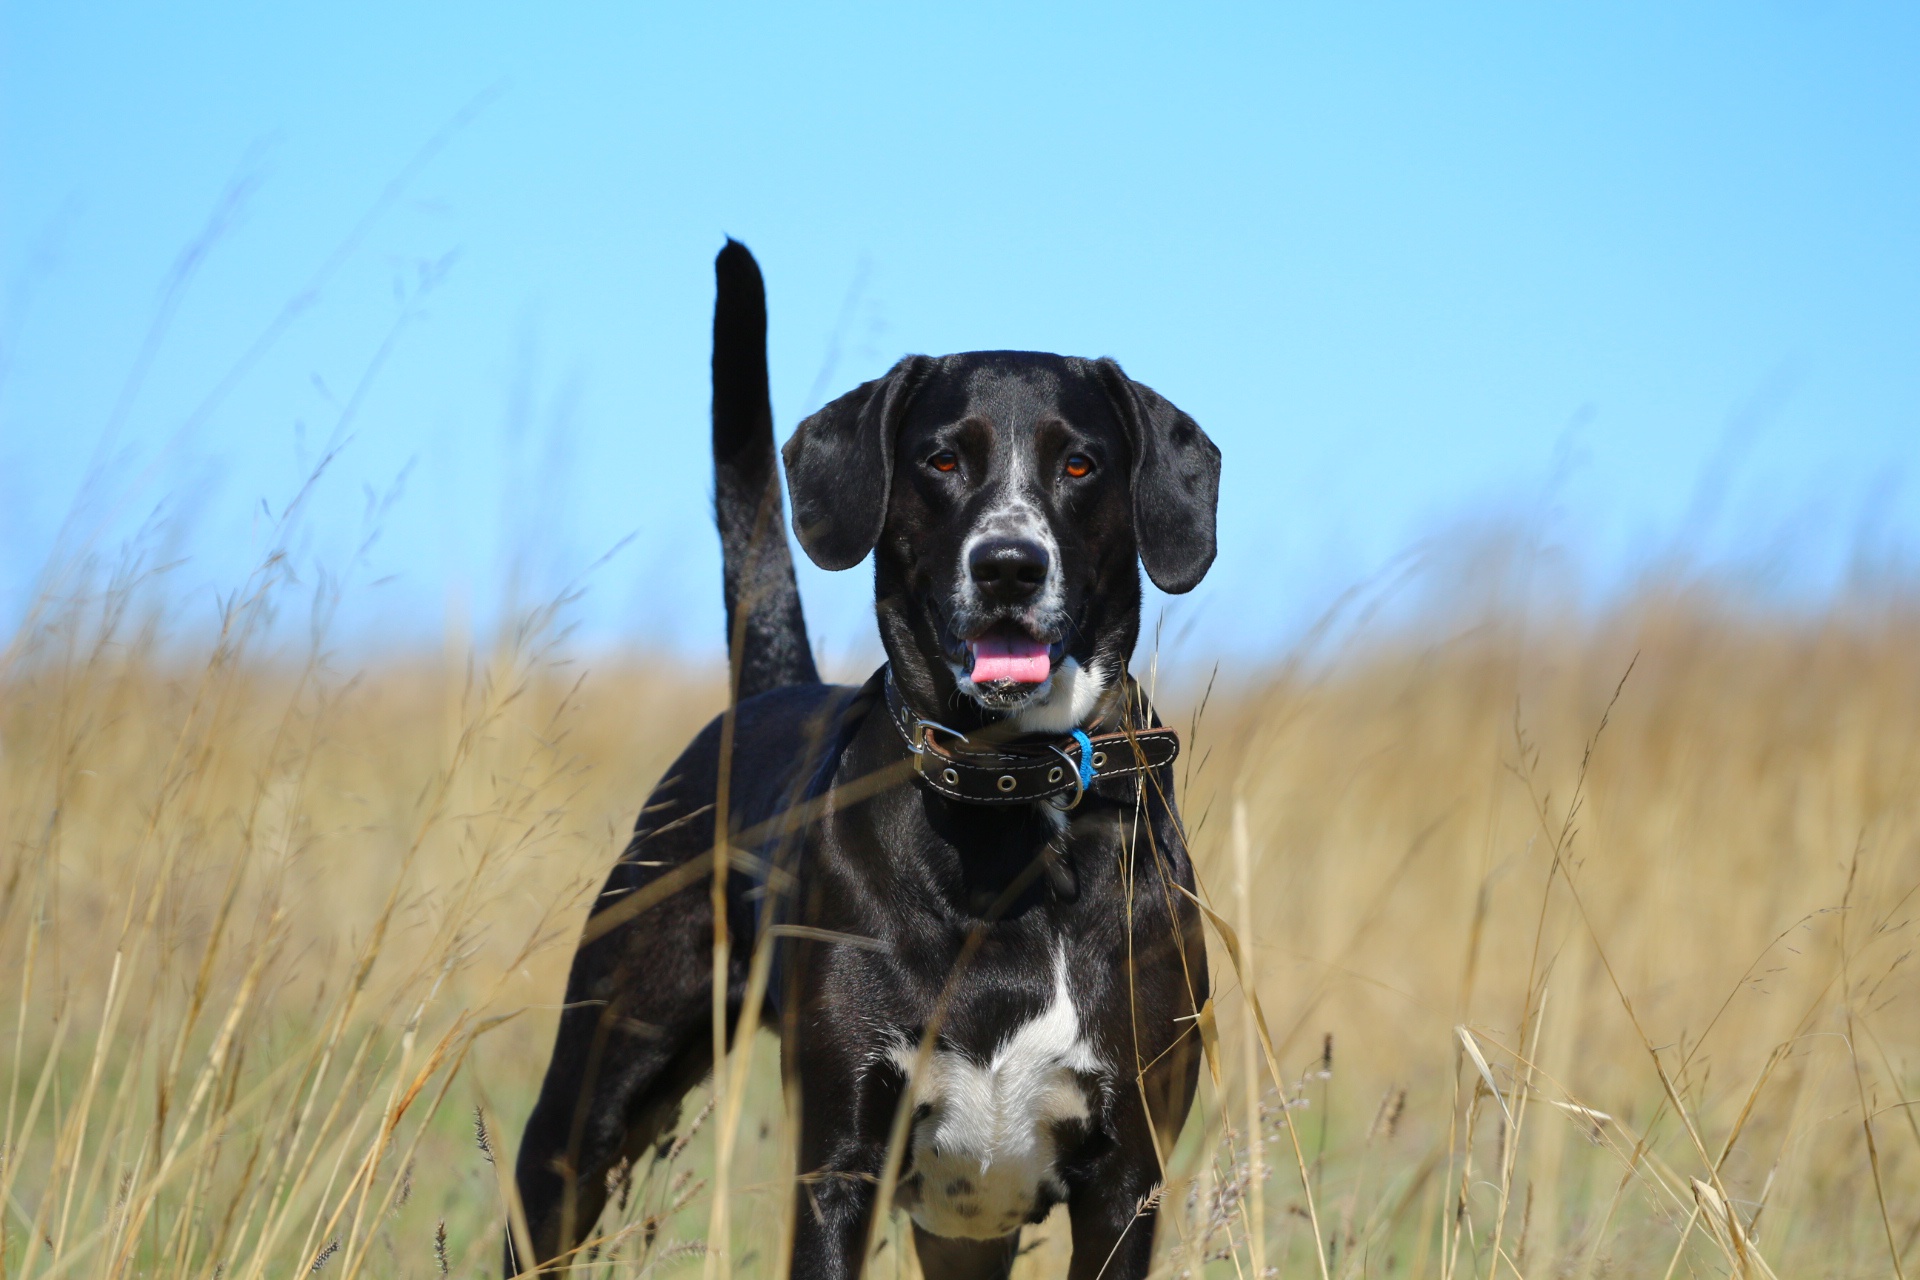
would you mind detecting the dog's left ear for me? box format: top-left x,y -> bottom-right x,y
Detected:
782,356 -> 933,571
1095,359 -> 1222,594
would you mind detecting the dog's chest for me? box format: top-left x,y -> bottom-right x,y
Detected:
891,953 -> 1102,1239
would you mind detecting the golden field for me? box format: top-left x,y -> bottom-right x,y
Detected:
2,553 -> 1917,1279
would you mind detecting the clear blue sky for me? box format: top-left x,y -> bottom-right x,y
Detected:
4,3 -> 1917,664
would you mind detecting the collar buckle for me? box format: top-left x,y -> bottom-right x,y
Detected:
908,717 -> 969,755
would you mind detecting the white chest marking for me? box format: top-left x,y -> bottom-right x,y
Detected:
891,953 -> 1101,1239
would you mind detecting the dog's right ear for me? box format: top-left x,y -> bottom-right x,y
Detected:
782,356 -> 932,571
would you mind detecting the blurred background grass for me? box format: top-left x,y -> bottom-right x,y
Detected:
4,523 -> 1915,1278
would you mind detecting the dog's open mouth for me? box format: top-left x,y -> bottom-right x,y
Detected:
963,621 -> 1064,687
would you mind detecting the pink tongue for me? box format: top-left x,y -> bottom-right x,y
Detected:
971,634 -> 1052,684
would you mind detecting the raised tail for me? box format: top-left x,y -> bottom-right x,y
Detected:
712,239 -> 820,700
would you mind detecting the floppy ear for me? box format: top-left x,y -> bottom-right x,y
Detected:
1095,359 -> 1222,594
781,356 -> 932,571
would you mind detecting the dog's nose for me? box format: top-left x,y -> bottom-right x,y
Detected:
968,537 -> 1050,604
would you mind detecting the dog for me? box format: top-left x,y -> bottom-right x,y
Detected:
510,241 -> 1220,1280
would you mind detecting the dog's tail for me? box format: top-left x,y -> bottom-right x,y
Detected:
713,239 -> 820,700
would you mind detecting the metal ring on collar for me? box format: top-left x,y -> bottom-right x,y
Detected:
1049,743 -> 1088,809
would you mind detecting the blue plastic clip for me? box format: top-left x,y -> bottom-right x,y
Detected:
1071,729 -> 1095,792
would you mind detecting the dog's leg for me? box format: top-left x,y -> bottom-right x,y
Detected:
911,1228 -> 1021,1280
1066,1023 -> 1202,1280
789,1165 -> 877,1280
1063,1145 -> 1166,1280
785,1040 -> 906,1280
510,875 -> 742,1276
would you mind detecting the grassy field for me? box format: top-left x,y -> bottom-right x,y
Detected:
3,552 -> 1917,1279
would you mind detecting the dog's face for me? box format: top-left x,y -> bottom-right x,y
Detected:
784,352 -> 1219,728
884,357 -> 1140,718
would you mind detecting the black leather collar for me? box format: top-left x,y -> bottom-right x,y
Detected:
883,667 -> 1179,808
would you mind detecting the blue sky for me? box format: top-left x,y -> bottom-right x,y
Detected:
4,3 -> 1917,665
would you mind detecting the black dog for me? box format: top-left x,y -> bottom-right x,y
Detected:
511,242 -> 1220,1280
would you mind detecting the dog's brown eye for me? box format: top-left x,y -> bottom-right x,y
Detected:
929,451 -> 958,473
1063,453 -> 1094,479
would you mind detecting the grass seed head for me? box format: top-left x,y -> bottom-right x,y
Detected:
473,1104 -> 496,1165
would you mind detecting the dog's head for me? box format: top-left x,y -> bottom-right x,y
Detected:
783,352 -> 1219,730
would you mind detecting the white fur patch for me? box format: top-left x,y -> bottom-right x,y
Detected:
891,953 -> 1100,1239
1008,658 -> 1107,735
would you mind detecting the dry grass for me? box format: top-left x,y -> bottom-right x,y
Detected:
4,539 -> 1918,1278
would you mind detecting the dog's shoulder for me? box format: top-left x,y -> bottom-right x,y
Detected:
730,678 -> 871,744
724,678 -> 876,822
628,675 -> 879,847
600,678 -> 875,909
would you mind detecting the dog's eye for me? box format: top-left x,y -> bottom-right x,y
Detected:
1063,453 -> 1094,479
928,451 -> 959,473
